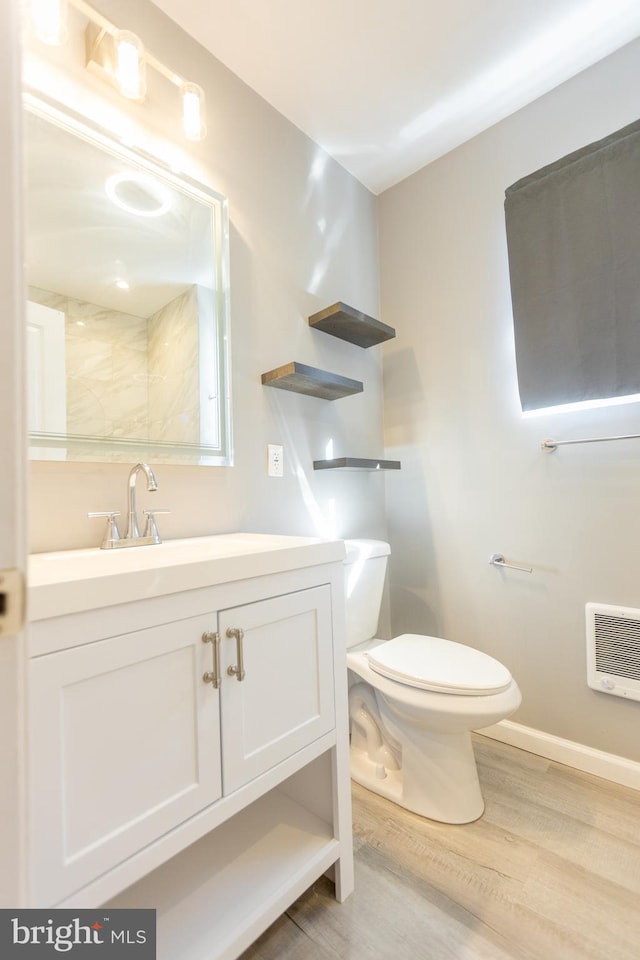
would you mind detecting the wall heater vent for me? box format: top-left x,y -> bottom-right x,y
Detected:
586,602 -> 640,702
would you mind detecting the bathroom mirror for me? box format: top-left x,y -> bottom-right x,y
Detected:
24,93 -> 232,466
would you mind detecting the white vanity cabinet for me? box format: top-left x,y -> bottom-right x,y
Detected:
29,613 -> 223,904
27,535 -> 353,960
218,585 -> 335,794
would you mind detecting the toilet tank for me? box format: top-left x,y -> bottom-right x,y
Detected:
343,539 -> 391,648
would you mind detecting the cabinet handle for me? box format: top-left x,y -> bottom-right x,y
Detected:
226,626 -> 246,681
202,631 -> 221,688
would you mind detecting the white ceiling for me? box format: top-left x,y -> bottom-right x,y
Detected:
150,0 -> 640,194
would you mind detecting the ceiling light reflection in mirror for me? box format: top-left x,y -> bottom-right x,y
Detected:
105,172 -> 173,218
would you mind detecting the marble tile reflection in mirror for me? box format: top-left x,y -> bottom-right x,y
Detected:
24,94 -> 231,465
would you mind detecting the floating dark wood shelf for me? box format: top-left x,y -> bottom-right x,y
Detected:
313,457 -> 401,471
261,362 -> 363,400
308,302 -> 396,348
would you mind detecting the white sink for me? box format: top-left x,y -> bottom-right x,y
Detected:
29,533 -> 345,621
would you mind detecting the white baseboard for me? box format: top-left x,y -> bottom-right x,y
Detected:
479,720 -> 640,792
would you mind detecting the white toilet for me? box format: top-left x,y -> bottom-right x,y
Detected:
344,539 -> 521,823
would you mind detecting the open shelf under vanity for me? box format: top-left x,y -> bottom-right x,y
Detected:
107,784 -> 338,960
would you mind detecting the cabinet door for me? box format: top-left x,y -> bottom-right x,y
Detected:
219,585 -> 335,794
29,614 -> 221,905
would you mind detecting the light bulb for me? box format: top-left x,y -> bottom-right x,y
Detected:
31,0 -> 68,46
181,82 -> 206,141
114,30 -> 146,100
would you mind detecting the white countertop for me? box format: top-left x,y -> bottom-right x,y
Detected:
28,533 -> 345,621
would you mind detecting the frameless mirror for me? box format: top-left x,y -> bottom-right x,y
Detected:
24,93 -> 232,465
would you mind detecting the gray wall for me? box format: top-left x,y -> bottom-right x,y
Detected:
27,0 -> 389,554
379,38 -> 640,762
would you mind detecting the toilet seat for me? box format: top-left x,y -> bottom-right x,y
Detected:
366,633 -> 513,696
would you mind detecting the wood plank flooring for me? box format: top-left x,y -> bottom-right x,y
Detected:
240,735 -> 640,960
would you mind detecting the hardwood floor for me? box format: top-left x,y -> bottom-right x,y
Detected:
240,735 -> 640,960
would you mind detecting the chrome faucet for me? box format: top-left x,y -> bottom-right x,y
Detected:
125,462 -> 158,539
88,462 -> 169,549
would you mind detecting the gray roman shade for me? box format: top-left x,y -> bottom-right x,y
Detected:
504,120 -> 640,412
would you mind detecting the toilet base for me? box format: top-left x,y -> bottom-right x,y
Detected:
349,728 -> 485,824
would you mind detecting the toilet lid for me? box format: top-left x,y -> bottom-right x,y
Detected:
366,634 -> 513,695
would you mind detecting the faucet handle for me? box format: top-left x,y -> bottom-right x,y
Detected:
88,511 -> 121,549
142,509 -> 170,544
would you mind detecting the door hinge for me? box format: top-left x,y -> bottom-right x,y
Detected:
0,569 -> 25,637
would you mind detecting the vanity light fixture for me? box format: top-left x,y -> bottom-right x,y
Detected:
30,0 -> 68,46
181,82 -> 207,141
113,29 -> 146,101
29,0 -> 207,140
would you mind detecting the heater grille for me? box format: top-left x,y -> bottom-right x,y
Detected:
586,603 -> 640,701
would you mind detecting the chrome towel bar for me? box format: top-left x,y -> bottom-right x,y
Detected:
542,433 -> 640,452
489,553 -> 533,574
